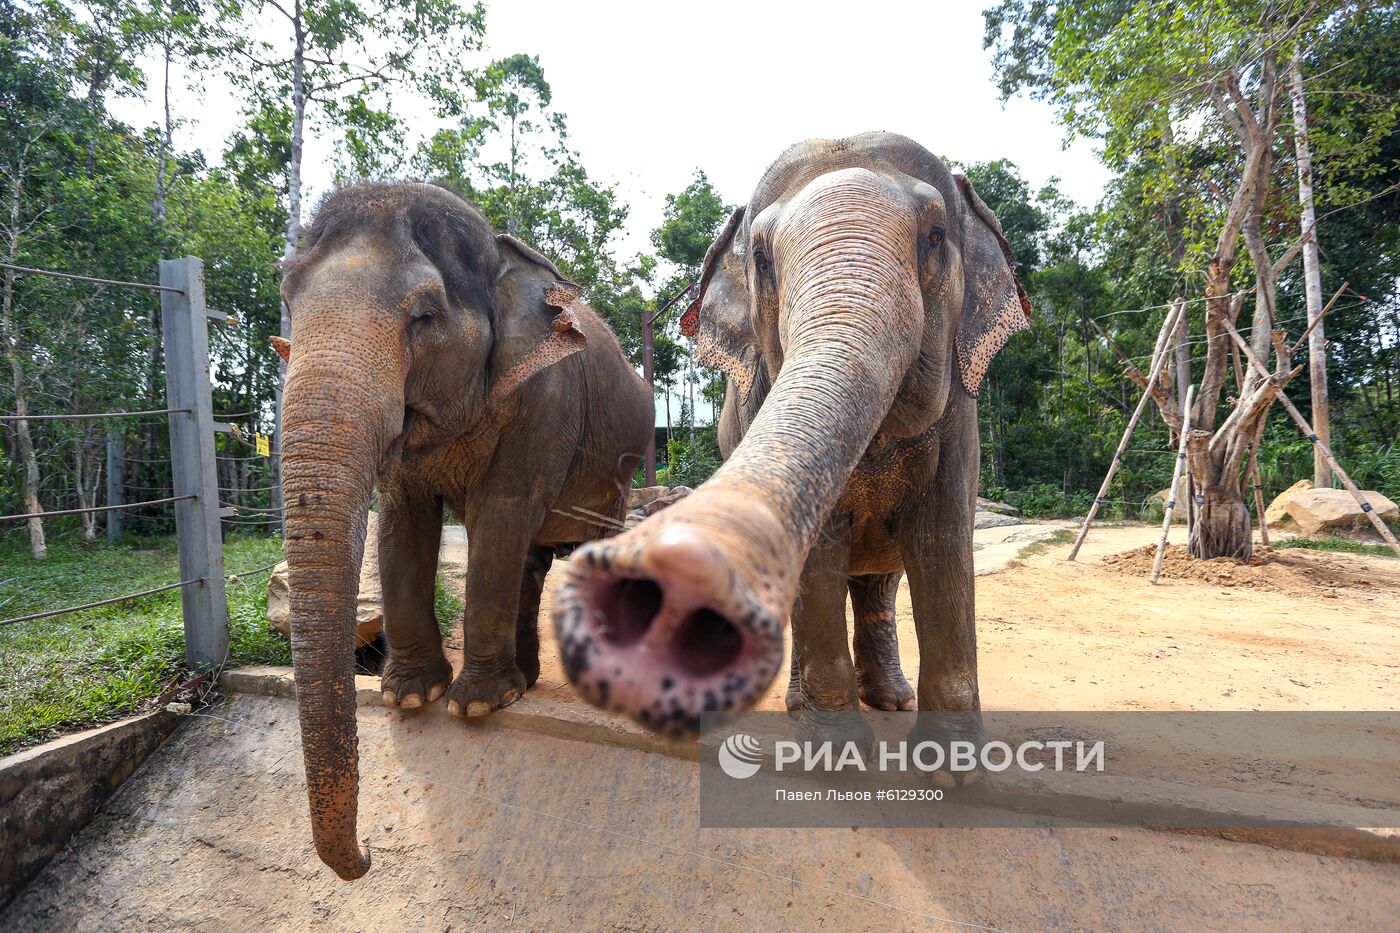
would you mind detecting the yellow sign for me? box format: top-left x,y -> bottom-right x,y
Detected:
255,433 -> 270,457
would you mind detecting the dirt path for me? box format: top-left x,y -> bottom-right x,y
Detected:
489,521 -> 1398,714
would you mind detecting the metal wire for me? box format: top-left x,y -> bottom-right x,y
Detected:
219,485 -> 278,493
0,261 -> 182,293
1,495 -> 194,522
0,408 -> 188,422
220,501 -> 283,512
226,561 -> 280,579
0,577 -> 201,627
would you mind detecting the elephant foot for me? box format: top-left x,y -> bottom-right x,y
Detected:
853,611 -> 915,711
795,707 -> 876,758
380,650 -> 452,709
445,658 -> 526,718
909,709 -> 987,788
856,667 -> 916,711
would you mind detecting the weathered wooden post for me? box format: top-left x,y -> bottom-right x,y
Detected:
161,257 -> 229,669
1152,385 -> 1195,583
105,427 -> 124,541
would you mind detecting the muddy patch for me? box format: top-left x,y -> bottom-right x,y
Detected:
1102,543 -> 1396,598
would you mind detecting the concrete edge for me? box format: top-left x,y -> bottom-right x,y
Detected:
220,666 -> 1396,863
0,710 -> 180,907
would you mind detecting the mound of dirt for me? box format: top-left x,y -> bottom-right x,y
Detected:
1101,543 -> 1390,598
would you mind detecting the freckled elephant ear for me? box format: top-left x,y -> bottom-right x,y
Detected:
953,174 -> 1033,398
682,206 -> 762,403
488,235 -> 589,406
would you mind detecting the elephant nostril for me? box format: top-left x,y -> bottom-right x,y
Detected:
597,577 -> 664,647
671,609 -> 743,678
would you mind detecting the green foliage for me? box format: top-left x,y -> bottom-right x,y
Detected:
0,534 -> 285,754
1272,535 -> 1398,558
657,428 -> 722,489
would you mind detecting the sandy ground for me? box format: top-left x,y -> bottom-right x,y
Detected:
460,521 -> 1399,715
6,521 -> 1399,931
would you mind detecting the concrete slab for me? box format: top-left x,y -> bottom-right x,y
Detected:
4,692 -> 1397,931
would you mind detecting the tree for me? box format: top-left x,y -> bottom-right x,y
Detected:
216,0 -> 488,348
985,0 -> 1397,557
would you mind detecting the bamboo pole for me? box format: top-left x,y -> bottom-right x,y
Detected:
1247,442 -> 1270,547
1223,319 -> 1400,558
1152,385 -> 1196,583
1067,300 -> 1187,561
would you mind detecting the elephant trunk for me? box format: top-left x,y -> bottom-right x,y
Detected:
281,329 -> 403,880
553,168 -> 922,735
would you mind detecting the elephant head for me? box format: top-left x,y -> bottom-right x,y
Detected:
553,133 -> 1029,735
278,182 -> 587,879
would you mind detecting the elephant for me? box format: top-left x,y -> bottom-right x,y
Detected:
551,132 -> 1030,748
278,182 -> 652,879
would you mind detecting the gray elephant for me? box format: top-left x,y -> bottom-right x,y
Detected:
278,182 -> 652,879
552,133 -> 1030,747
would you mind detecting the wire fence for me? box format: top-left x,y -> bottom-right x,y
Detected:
0,257 -> 277,666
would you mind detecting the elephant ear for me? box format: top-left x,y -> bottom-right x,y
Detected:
488,234 -> 588,406
680,206 -> 761,402
953,174 -> 1032,398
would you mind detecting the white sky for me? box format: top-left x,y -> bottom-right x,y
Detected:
110,0 -> 1111,425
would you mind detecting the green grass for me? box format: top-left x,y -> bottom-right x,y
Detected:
0,532 -> 288,755
0,530 -> 470,755
1272,535 -> 1398,559
1014,528 -> 1076,559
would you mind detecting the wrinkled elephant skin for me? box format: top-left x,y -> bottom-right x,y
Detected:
553,133 -> 1030,746
279,183 -> 651,879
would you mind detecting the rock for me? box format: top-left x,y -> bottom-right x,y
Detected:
1282,488 -> 1399,535
976,497 -> 1020,517
1151,475 -> 1191,524
624,485 -> 692,529
267,511 -> 383,648
1265,479 -> 1314,527
974,510 -> 1022,529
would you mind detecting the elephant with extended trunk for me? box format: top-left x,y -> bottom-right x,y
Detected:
553,133 -> 1029,744
279,182 -> 651,879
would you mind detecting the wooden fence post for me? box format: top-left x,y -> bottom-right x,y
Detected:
161,257 -> 229,669
105,427 -> 124,541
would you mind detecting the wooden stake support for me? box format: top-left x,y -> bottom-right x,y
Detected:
1152,385 -> 1195,583
1223,319 -> 1400,558
1067,300 -> 1187,561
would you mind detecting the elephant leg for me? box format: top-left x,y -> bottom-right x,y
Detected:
445,500 -> 536,717
898,422 -> 985,783
792,521 -> 860,712
849,572 -> 915,711
515,545 -> 554,689
378,489 -> 451,709
784,642 -> 803,712
792,520 -> 877,750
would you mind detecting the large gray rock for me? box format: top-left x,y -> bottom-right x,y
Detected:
974,510 -> 1022,529
976,497 -> 1020,517
1282,488 -> 1398,535
267,510 -> 382,648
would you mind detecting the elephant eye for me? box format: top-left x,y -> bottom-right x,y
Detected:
753,248 -> 772,276
929,227 -> 945,249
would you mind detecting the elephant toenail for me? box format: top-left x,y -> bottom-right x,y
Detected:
502,689 -> 520,706
446,700 -> 462,715
381,690 -> 395,706
401,694 -> 422,709
428,684 -> 445,702
465,700 -> 492,717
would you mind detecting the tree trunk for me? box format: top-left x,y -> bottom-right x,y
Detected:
2,181 -> 46,559
1288,52 -> 1331,488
